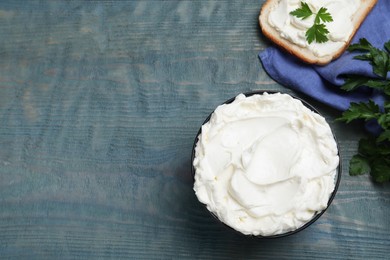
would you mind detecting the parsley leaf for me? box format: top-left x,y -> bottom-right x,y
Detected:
385,40 -> 390,55
337,100 -> 380,123
290,2 -> 313,19
378,113 -> 390,130
348,38 -> 373,52
341,76 -> 390,95
370,158 -> 390,182
347,38 -> 390,78
315,7 -> 333,24
377,130 -> 390,143
340,75 -> 371,91
371,47 -> 389,78
306,23 -> 329,44
290,2 -> 333,44
338,38 -> 390,182
349,155 -> 370,176
352,138 -> 390,182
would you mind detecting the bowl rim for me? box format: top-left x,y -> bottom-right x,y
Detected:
191,90 -> 342,239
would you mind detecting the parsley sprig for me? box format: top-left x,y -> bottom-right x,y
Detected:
337,38 -> 390,183
290,2 -> 333,44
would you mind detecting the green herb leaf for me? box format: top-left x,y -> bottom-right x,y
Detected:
290,2 -> 313,19
385,101 -> 390,112
364,79 -> 390,89
315,7 -> 333,24
290,2 -> 332,44
348,38 -> 372,52
358,138 -> 377,157
341,75 -> 390,95
370,47 -> 390,78
353,53 -> 373,61
349,154 -> 371,176
377,130 -> 390,143
306,23 -> 329,44
384,40 -> 390,54
347,38 -> 390,78
340,75 -> 371,91
337,100 -> 380,123
377,113 -> 390,130
339,38 -> 390,182
349,139 -> 390,182
359,138 -> 390,157
370,157 -> 390,183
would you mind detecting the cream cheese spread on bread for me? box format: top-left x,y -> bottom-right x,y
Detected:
193,93 -> 339,236
268,0 -> 361,57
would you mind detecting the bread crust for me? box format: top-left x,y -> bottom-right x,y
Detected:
259,0 -> 378,65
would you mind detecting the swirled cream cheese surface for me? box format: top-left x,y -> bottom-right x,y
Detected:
193,93 -> 339,236
268,0 -> 361,57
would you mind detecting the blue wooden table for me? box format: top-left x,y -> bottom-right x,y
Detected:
0,1 -> 389,259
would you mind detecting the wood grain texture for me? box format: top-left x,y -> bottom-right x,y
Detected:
0,1 -> 389,259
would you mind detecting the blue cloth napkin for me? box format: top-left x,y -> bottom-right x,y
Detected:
259,0 -> 390,114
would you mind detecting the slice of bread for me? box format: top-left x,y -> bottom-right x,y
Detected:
259,0 -> 377,65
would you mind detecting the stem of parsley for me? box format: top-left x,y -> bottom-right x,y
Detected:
337,38 -> 390,183
290,2 -> 333,44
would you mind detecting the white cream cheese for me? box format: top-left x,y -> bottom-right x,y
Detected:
268,0 -> 361,57
193,92 -> 339,236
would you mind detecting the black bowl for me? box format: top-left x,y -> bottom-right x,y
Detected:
191,90 -> 341,238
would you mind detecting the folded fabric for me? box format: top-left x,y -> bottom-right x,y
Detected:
259,0 -> 389,116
